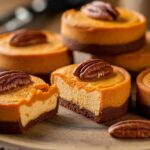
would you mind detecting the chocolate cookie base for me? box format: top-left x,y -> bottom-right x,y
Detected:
63,35 -> 145,56
0,104 -> 58,134
59,97 -> 128,122
136,100 -> 150,118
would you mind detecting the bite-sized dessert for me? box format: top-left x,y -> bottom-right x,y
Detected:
0,70 -> 58,133
95,32 -> 150,73
61,1 -> 146,55
136,68 -> 150,118
51,59 -> 131,122
0,29 -> 73,82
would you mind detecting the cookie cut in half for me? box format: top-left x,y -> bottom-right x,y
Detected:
0,29 -> 73,82
137,68 -> 150,118
0,70 -> 58,133
61,1 -> 146,55
51,59 -> 131,122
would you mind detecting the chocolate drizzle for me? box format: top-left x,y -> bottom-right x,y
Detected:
73,59 -> 113,81
82,1 -> 119,21
0,70 -> 32,93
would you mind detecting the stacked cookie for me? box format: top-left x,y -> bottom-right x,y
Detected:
61,1 -> 148,73
60,1 -> 150,121
0,1 -> 150,136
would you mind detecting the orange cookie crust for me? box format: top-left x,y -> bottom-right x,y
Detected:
51,64 -> 131,122
61,6 -> 146,55
0,31 -> 73,74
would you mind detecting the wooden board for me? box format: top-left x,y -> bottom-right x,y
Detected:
0,105 -> 150,150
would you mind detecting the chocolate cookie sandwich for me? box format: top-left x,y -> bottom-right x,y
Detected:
0,70 -> 58,133
61,1 -> 146,55
0,29 -> 73,82
136,68 -> 150,118
94,32 -> 150,73
51,59 -> 131,122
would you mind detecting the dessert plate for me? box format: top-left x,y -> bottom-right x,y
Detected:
0,106 -> 149,150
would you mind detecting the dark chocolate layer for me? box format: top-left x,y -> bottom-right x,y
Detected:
136,100 -> 150,119
62,35 -> 145,56
59,97 -> 128,122
0,103 -> 58,134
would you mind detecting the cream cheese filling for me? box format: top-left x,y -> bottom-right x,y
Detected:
55,76 -> 101,116
19,93 -> 58,127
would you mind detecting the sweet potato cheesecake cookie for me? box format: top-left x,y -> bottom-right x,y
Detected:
0,70 -> 58,133
0,29 -> 73,82
61,1 -> 146,55
51,59 -> 131,122
95,32 -> 150,73
136,68 -> 150,118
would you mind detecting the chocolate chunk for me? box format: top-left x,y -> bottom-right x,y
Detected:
0,70 -> 32,93
73,59 -> 113,81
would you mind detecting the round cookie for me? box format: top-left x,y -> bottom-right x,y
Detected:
0,29 -> 73,82
51,59 -> 131,122
61,1 -> 146,55
95,32 -> 150,73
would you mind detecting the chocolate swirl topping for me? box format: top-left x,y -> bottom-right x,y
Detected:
73,59 -> 113,81
10,29 -> 47,47
82,1 -> 119,21
0,70 -> 32,93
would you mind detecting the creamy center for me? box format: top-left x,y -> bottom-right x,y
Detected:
19,93 -> 58,127
55,76 -> 100,116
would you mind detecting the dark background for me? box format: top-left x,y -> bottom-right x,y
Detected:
0,0 -> 149,32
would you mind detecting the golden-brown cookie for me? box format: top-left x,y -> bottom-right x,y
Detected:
0,29 -> 73,82
51,59 -> 131,122
0,70 -> 58,133
61,1 -> 146,55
